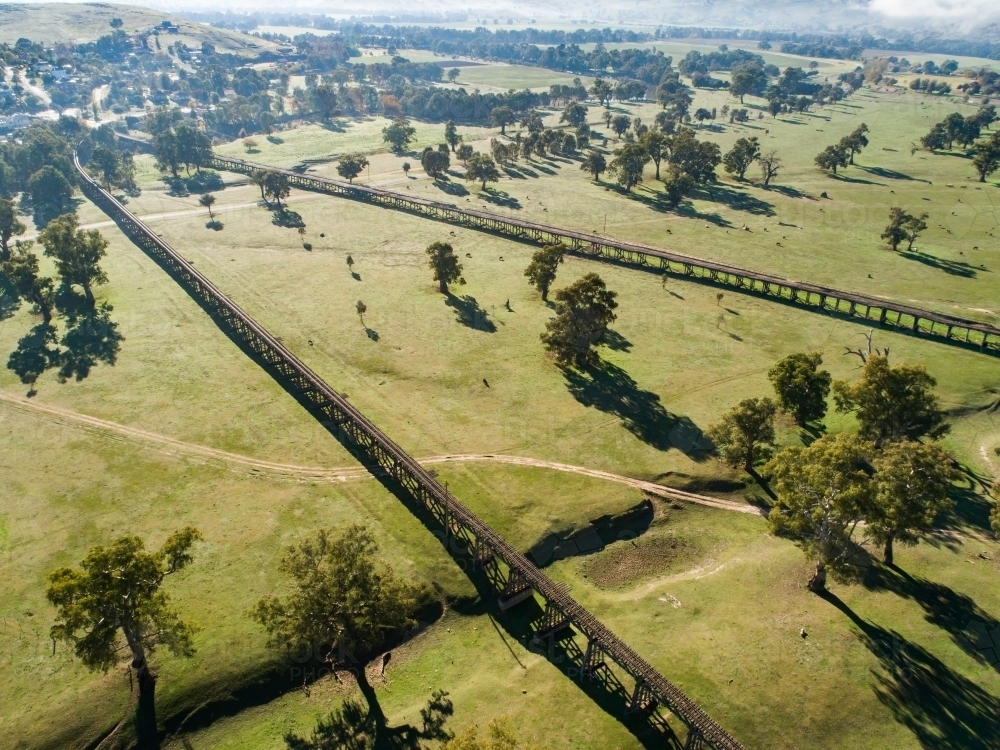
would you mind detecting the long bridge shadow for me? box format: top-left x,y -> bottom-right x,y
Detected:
375,474 -> 685,749
102,209 -> 691,750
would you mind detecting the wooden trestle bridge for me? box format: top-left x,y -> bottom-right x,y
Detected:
75,155 -> 745,749
208,153 -> 1000,355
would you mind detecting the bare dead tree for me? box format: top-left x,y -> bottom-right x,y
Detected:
844,329 -> 888,365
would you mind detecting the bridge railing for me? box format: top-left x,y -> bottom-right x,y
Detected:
208,154 -> 1000,355
76,153 -> 746,750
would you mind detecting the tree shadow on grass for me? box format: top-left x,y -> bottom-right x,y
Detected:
349,670 -> 454,750
675,201 -> 732,227
432,179 -> 469,197
939,469 -> 994,533
162,171 -> 224,196
937,150 -> 974,161
480,189 -> 521,209
319,119 -> 347,133
767,184 -> 818,200
697,184 -> 776,217
860,165 -> 931,183
6,294 -> 122,389
7,323 -> 60,394
56,302 -> 123,382
0,274 -> 20,322
32,197 -> 85,229
601,329 -> 632,352
822,590 -> 1000,750
601,183 -> 669,213
164,603 -> 447,745
829,173 -> 887,186
445,294 -> 496,332
865,562 -> 1000,672
561,360 -> 713,458
601,182 -> 732,225
272,208 -> 305,228
900,250 -> 981,278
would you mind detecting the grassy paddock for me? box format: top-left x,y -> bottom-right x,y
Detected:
4,48 -> 1000,750
0,3 -> 275,53
124,163 -> 1000,481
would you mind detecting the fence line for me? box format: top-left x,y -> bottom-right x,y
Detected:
76,153 -> 745,750
206,153 -> 1000,355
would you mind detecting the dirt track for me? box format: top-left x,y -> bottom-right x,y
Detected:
0,391 -> 761,516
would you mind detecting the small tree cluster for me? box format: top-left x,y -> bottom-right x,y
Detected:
814,124 -> 869,174
595,125 -> 720,204
382,118 -> 416,153
540,273 -> 618,367
47,528 -> 203,744
881,207 -> 928,251
253,170 -> 291,207
336,154 -> 370,183
426,241 -> 464,294
921,111 -> 983,151
153,123 -> 212,177
523,243 -> 566,300
722,136 -> 760,180
768,435 -> 956,591
464,152 -> 500,189
421,145 -> 451,179
833,355 -> 948,446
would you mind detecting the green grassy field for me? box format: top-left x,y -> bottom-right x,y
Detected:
346,48 -> 592,92
442,64 -> 594,92
4,37 -> 1000,750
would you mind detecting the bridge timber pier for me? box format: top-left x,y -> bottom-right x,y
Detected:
76,154 -> 746,750
207,153 -> 1000,356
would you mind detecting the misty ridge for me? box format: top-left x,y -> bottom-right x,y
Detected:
156,0 -> 1000,41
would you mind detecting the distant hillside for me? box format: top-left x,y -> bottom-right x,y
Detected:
0,3 -> 280,55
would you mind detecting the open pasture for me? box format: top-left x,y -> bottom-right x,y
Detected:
3,21 -> 1000,749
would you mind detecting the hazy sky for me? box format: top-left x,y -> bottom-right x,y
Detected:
869,0 -> 998,22
21,0 -> 1000,33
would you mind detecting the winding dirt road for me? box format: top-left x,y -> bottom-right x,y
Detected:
0,390 -> 761,516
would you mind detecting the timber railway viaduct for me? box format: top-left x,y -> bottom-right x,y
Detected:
203,154 -> 1000,356
76,155 -> 744,750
